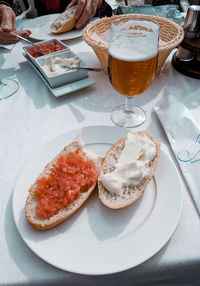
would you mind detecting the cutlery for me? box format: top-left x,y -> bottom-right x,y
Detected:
64,66 -> 104,72
11,32 -> 45,56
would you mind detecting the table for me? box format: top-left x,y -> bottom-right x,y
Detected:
1,19 -> 200,286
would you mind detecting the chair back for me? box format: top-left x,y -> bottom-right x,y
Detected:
17,0 -> 37,18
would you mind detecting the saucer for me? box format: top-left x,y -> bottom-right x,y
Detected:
25,56 -> 95,97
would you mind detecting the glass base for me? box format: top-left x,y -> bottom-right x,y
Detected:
110,104 -> 146,128
0,79 -> 19,100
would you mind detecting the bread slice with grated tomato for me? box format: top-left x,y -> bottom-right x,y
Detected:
50,6 -> 77,34
98,131 -> 160,209
25,141 -> 101,230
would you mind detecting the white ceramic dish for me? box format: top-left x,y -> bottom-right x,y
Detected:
37,51 -> 88,88
26,48 -> 88,88
23,39 -> 69,62
25,56 -> 95,97
23,14 -> 82,41
12,125 -> 183,275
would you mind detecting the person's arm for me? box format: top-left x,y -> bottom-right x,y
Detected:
0,2 -> 31,45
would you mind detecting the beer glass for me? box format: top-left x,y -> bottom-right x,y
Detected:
108,17 -> 159,127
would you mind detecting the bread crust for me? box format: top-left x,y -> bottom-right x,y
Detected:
98,131 -> 160,209
25,142 -> 101,230
50,6 -> 77,34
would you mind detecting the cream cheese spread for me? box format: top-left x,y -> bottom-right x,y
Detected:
54,56 -> 80,67
42,55 -> 80,77
100,132 -> 156,195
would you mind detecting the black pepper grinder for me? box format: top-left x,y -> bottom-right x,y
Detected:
172,5 -> 200,79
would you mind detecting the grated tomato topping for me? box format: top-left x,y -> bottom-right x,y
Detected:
27,40 -> 65,58
34,150 -> 97,219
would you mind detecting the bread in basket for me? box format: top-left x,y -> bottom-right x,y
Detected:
83,14 -> 183,75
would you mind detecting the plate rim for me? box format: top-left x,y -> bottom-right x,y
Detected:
12,125 -> 183,275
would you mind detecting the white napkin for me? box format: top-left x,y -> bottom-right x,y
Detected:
155,88 -> 200,215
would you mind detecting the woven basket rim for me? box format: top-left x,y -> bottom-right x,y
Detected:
83,14 -> 183,52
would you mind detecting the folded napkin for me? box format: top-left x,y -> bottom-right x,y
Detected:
155,89 -> 200,215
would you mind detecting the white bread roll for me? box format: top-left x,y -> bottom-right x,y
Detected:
25,142 -> 101,230
98,131 -> 160,209
50,6 -> 77,34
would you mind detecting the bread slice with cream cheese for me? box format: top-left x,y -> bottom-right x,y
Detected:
98,131 -> 160,209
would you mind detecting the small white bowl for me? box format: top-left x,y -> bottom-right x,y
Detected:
35,50 -> 88,88
23,39 -> 69,62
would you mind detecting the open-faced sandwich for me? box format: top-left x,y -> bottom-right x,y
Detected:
50,6 -> 77,34
98,131 -> 160,209
25,141 -> 101,230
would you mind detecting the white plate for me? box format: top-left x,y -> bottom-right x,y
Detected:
12,126 -> 183,275
23,14 -> 82,41
25,56 -> 95,97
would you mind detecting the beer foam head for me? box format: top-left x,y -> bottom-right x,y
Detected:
109,46 -> 157,62
109,18 -> 159,61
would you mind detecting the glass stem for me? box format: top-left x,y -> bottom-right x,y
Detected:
124,96 -> 134,114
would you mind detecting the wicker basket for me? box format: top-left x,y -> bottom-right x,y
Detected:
83,14 -> 183,75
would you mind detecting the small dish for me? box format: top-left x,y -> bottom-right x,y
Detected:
23,38 -> 69,61
24,44 -> 89,88
25,56 -> 95,97
35,50 -> 88,88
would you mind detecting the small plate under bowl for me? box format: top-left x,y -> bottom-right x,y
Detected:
25,56 -> 95,97
24,39 -> 89,88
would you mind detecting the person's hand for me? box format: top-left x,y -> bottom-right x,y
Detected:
0,4 -> 31,45
67,0 -> 102,29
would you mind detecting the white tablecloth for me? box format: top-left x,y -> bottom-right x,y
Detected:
1,19 -> 200,286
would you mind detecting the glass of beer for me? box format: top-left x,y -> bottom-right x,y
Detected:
108,17 -> 160,127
